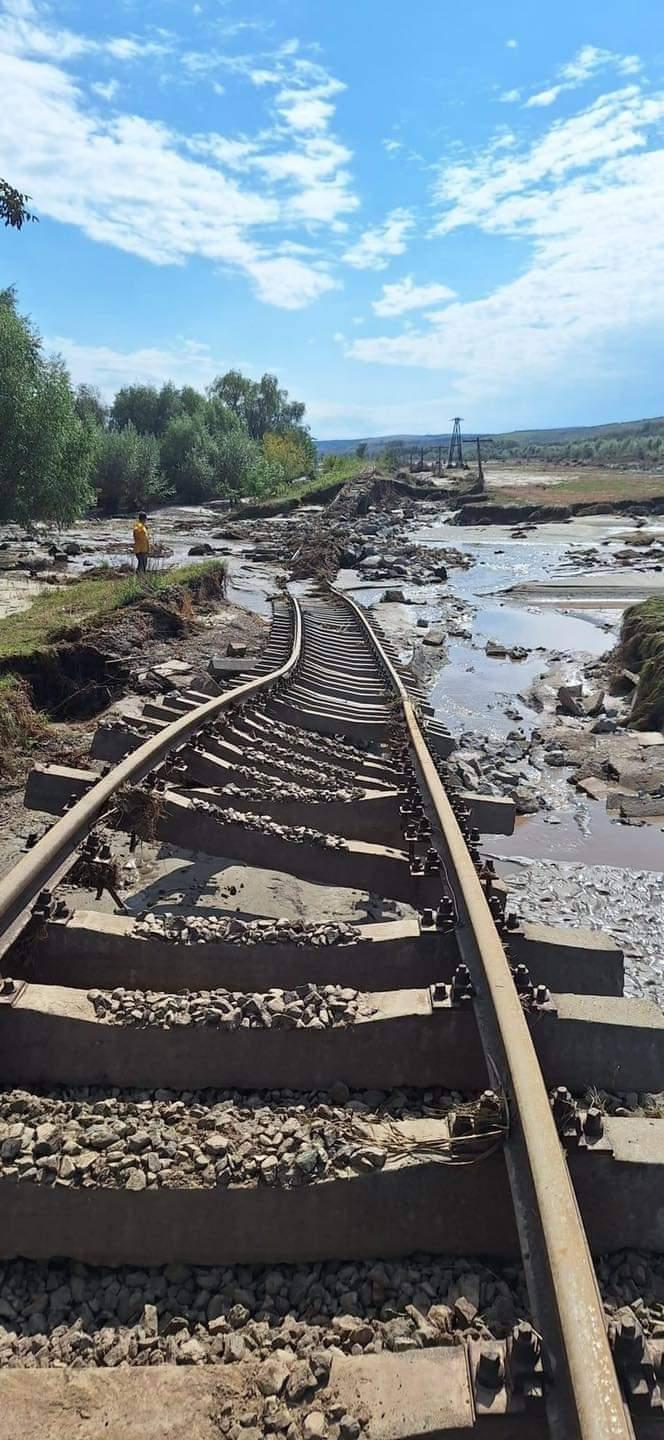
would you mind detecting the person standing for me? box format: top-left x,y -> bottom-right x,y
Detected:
133,511 -> 150,573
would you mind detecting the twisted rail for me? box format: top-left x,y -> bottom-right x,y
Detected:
333,582 -> 633,1440
0,597 -> 302,965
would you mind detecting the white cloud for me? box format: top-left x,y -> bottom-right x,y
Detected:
432,87 -> 663,233
276,76 -> 345,134
526,86 -> 562,109
0,3 -> 358,308
499,89 -> 521,104
48,336 -> 224,397
561,44 -> 640,83
525,44 -> 642,108
506,38 -> 518,49
246,255 -> 336,309
372,275 -> 456,316
0,0 -> 171,64
91,78 -> 119,102
348,82 -> 664,414
383,138 -> 402,155
342,208 -> 414,270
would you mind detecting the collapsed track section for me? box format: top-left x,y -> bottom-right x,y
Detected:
0,585 -> 658,1438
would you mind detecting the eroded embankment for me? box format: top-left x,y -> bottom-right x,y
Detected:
455,493 -> 664,526
613,596 -> 664,730
0,564 -> 229,770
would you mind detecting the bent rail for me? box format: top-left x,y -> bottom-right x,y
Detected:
0,596 -> 303,965
333,583 -> 633,1440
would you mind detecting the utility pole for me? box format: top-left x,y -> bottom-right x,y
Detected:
476,435 -> 485,489
446,417 -> 465,468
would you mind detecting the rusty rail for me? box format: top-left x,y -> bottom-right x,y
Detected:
0,597 -> 302,965
334,583 -> 633,1440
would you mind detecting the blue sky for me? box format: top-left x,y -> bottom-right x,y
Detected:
1,0 -> 663,437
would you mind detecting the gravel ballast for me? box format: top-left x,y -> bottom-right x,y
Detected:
88,984 -> 375,1030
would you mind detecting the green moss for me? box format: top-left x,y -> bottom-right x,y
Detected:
616,597 -> 664,730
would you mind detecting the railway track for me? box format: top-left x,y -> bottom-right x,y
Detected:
0,584 -> 661,1437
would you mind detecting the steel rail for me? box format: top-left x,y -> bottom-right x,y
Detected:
0,596 -> 303,963
332,583 -> 633,1440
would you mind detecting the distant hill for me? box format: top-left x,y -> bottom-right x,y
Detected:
316,417 -> 664,467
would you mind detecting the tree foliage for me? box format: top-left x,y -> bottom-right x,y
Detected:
208,371 -> 306,441
0,290 -> 94,524
263,430 -> 316,483
94,426 -> 169,515
75,384 -> 108,430
0,180 -> 37,230
0,289 -> 317,521
110,384 -> 182,437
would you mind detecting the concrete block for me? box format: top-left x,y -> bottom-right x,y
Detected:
327,1348 -> 474,1439
149,792 -> 442,907
24,763 -> 95,815
29,911 -> 454,993
0,984 -> 488,1093
457,791 -> 515,837
507,921 -> 624,996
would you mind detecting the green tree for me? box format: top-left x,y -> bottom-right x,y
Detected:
355,442 -> 368,460
207,370 -> 306,441
75,383 -> 108,430
93,425 -> 168,514
110,384 -> 161,435
213,430 -> 283,497
0,290 -> 94,524
179,385 -> 207,419
110,383 -> 182,437
160,415 -> 218,503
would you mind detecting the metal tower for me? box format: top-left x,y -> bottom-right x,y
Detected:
446,417 -> 465,468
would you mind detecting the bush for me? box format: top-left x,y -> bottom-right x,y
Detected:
263,430 -> 316,482
94,425 -> 170,514
160,415 -> 218,503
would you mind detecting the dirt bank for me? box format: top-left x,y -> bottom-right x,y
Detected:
612,597 -> 664,730
0,563 -> 264,777
455,493 -> 664,527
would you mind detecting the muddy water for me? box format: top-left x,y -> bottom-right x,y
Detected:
404,510 -> 664,871
0,574 -> 43,621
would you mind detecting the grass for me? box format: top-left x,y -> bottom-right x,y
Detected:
0,675 -> 47,765
616,595 -> 664,730
230,457 -> 370,518
487,466 -> 664,510
0,560 -> 227,661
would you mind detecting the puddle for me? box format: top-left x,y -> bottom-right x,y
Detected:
473,603 -> 609,655
225,558 -> 276,618
491,802 -> 664,873
429,643 -> 543,737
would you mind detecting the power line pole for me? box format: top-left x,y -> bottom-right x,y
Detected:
476,435 -> 484,488
447,417 -> 465,468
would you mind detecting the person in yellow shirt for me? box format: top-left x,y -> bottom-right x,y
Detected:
133,512 -> 150,573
